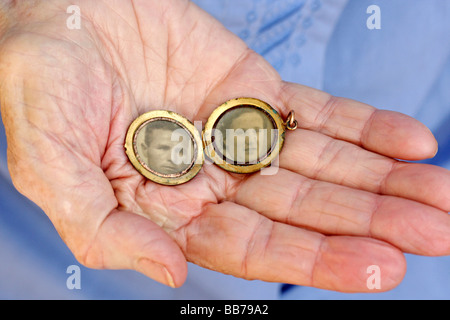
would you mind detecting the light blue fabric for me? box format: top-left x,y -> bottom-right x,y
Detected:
193,0 -> 348,89
0,0 -> 448,299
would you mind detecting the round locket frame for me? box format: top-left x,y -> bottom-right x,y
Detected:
203,97 -> 286,174
124,110 -> 204,186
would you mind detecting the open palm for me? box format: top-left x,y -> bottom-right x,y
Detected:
1,0 -> 449,292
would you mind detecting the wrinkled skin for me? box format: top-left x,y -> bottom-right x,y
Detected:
0,0 -> 449,291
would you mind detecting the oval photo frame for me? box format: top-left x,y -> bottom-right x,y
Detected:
203,97 -> 286,173
125,110 -> 204,185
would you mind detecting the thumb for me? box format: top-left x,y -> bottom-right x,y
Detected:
82,209 -> 188,288
5,123 -> 187,287
10,158 -> 188,287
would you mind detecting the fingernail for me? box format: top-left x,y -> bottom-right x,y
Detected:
164,266 -> 176,288
137,258 -> 176,288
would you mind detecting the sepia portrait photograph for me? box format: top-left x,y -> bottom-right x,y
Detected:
134,119 -> 195,176
213,106 -> 277,165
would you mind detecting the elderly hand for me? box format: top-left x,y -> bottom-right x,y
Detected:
1,0 -> 449,291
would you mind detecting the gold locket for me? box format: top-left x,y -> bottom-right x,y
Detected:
124,97 -> 297,185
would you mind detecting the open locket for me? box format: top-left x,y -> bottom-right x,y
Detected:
125,98 -> 297,185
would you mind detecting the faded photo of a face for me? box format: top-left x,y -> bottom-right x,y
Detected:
214,107 -> 276,164
134,120 -> 195,175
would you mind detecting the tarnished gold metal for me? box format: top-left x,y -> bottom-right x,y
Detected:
203,97 -> 287,174
125,98 -> 297,184
285,110 -> 298,130
125,110 -> 203,185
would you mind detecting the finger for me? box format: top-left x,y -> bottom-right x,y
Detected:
174,201 -> 406,292
231,169 -> 450,256
380,162 -> 450,212
279,82 -> 438,160
280,128 -> 450,211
